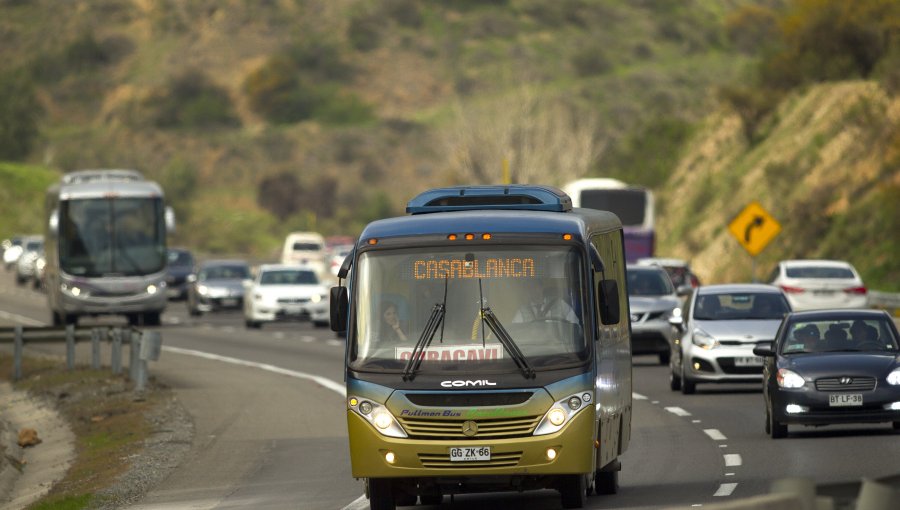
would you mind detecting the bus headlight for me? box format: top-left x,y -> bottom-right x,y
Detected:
534,392 -> 592,436
348,397 -> 407,438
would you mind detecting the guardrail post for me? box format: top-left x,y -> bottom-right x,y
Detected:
66,324 -> 75,371
111,328 -> 122,375
135,331 -> 161,395
91,328 -> 101,370
129,329 -> 141,382
13,325 -> 23,381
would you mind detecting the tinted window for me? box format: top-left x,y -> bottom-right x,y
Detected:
200,265 -> 249,280
694,293 -> 790,320
781,318 -> 899,354
292,242 -> 323,251
786,266 -> 855,278
627,269 -> 673,296
579,189 -> 647,226
168,250 -> 193,266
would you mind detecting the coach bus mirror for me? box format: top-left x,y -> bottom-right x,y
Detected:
598,279 -> 620,325
337,251 -> 353,280
753,341 -> 775,357
330,286 -> 348,332
589,245 -> 604,272
165,206 -> 176,234
48,209 -> 59,235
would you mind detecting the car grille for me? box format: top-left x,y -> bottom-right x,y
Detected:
398,415 -> 542,440
406,392 -> 533,407
277,297 -> 311,304
418,451 -> 523,469
815,377 -> 876,392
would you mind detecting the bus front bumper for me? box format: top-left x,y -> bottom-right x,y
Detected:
347,407 -> 595,479
59,290 -> 168,315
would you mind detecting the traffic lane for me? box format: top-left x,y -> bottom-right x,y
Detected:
128,344 -> 363,510
631,355 -> 900,498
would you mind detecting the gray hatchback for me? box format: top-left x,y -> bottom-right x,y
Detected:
627,265 -> 681,365
186,259 -> 251,316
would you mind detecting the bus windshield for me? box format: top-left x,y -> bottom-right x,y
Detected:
350,245 -> 589,373
59,197 -> 166,277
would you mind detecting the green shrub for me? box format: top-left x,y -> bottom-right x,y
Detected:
348,11 -> 383,52
0,71 -> 42,160
571,42 -> 613,77
145,70 -> 238,128
29,31 -> 111,83
600,117 -> 693,187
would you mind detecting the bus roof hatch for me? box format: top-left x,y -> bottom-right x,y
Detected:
406,185 -> 572,214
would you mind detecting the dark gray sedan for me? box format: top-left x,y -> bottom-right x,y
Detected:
186,259 -> 251,316
754,309 -> 900,438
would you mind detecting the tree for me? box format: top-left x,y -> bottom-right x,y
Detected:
0,71 -> 42,161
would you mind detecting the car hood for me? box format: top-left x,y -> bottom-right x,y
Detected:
254,284 -> 327,299
201,279 -> 245,293
785,353 -> 899,377
629,296 -> 679,313
694,319 -> 782,343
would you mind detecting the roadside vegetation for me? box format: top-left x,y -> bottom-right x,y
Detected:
0,0 -> 897,287
0,354 -> 168,510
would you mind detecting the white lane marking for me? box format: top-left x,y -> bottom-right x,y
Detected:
692,419 -> 701,423
341,495 -> 369,510
326,339 -> 343,347
714,483 -> 737,497
726,473 -> 735,476
0,310 -> 45,326
273,332 -> 286,339
724,454 -> 742,467
651,400 -> 659,404
162,346 -> 346,397
632,392 -> 647,400
719,445 -> 728,448
302,336 -> 315,343
664,406 -> 691,417
704,429 -> 727,441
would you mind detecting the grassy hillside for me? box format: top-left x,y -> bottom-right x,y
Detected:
657,81 -> 900,290
0,163 -> 60,240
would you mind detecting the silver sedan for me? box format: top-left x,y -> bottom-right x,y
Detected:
669,284 -> 791,394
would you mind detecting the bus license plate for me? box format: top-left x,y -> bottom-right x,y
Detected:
829,394 -> 862,407
735,356 -> 763,367
449,447 -> 490,462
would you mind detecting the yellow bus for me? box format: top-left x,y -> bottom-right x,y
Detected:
331,185 -> 632,509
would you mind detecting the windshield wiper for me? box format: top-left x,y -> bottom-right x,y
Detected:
402,277 -> 448,381
480,307 -> 535,379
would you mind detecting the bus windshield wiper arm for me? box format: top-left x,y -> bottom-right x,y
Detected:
402,303 -> 445,381
481,307 -> 535,379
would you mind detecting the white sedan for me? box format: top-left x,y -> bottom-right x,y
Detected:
244,264 -> 330,329
768,259 -> 867,311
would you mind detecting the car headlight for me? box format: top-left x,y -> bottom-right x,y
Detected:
777,368 -> 805,388
147,284 -> 158,294
534,392 -> 592,436
347,397 -> 407,438
692,328 -> 719,350
887,368 -> 900,386
197,285 -> 209,296
311,294 -> 322,303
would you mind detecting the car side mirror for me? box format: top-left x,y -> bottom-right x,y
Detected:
676,285 -> 693,297
668,315 -> 684,331
598,279 -> 620,325
753,341 -> 775,357
330,286 -> 348,332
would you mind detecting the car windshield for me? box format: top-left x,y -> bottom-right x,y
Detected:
260,269 -> 318,285
200,265 -> 249,280
693,293 -> 790,320
349,245 -> 589,373
781,317 -> 900,354
168,250 -> 193,267
627,269 -> 673,296
786,266 -> 854,278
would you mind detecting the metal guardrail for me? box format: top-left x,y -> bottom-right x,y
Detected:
869,291 -> 900,316
0,325 -> 162,392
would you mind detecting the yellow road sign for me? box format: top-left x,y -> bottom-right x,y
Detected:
728,201 -> 781,256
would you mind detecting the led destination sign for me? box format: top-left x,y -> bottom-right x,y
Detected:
413,257 -> 536,280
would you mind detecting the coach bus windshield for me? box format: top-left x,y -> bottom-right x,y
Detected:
59,198 -> 166,277
350,245 -> 589,373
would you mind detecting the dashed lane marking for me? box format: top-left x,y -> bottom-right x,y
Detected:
714,483 -> 738,497
664,406 -> 691,417
341,495 -> 369,510
724,454 -> 742,467
632,392 -> 648,400
704,429 -> 727,441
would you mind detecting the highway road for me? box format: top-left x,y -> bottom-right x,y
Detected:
1,271 -> 898,510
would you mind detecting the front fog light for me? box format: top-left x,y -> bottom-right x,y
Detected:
567,396 -> 582,410
546,448 -> 558,461
548,408 -> 567,426
384,451 -> 396,464
359,401 -> 373,415
785,404 -> 807,414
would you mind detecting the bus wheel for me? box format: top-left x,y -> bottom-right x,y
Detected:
420,493 -> 442,505
143,312 -> 161,326
367,478 -> 396,510
559,474 -> 586,508
595,469 -> 619,495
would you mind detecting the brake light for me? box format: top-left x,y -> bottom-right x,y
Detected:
780,285 -> 805,294
843,286 -> 867,295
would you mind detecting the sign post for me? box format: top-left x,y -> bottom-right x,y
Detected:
727,201 -> 781,282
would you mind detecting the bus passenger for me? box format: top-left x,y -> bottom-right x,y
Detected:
381,301 -> 408,342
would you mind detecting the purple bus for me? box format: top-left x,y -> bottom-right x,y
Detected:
563,178 -> 655,263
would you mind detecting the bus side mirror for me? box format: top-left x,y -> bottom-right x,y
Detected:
165,206 -> 176,234
330,286 -> 348,332
48,209 -> 59,235
598,279 -> 620,325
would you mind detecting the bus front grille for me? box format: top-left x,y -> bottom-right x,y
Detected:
418,451 -> 523,469
398,416 -> 542,440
